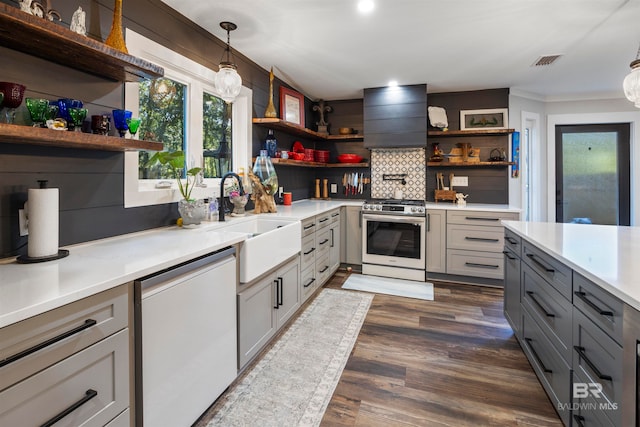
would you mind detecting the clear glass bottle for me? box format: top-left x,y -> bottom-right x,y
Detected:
264,129 -> 277,157
252,149 -> 279,196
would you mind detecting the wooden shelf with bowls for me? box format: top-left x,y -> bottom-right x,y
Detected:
0,3 -> 164,82
0,123 -> 163,152
252,118 -> 363,141
428,128 -> 515,137
427,161 -> 515,167
253,157 -> 369,168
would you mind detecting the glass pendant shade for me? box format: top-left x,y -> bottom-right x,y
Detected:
623,60 -> 640,108
215,62 -> 242,103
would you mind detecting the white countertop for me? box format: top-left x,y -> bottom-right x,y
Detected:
503,221 -> 640,311
0,199 -> 518,329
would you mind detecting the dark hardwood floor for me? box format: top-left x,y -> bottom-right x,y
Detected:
321,271 -> 563,426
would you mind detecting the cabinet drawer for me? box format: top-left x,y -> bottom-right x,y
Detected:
573,368 -> 620,427
301,217 -> 316,237
504,228 -> 522,258
0,329 -> 129,427
573,306 -> 623,410
316,213 -> 331,230
573,272 -> 623,345
316,255 -> 331,286
522,242 -> 572,300
447,224 -> 504,252
301,233 -> 316,271
0,285 -> 130,391
105,409 -> 130,427
329,209 -> 341,224
316,228 -> 331,258
447,210 -> 518,226
301,265 -> 317,301
446,249 -> 503,279
521,309 -> 571,426
522,264 -> 572,363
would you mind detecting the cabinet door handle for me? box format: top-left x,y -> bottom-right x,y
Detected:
572,415 -> 586,427
318,218 -> 329,223
427,213 -> 431,232
274,280 -> 280,309
526,253 -> 555,272
526,291 -> 555,317
465,262 -> 499,269
304,247 -> 316,255
278,277 -> 283,306
304,278 -> 316,288
574,346 -> 612,381
502,250 -> 517,260
331,212 -> 339,217
574,291 -> 614,317
525,338 -> 552,373
330,229 -> 335,248
465,216 -> 500,221
319,238 -> 329,245
303,223 -> 315,230
465,236 -> 500,242
0,318 -> 97,368
505,236 -> 518,245
40,389 -> 98,427
319,266 -> 329,273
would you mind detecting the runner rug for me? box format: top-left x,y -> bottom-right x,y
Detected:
203,288 -> 373,427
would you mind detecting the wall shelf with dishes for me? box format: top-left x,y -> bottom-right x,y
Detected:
427,161 -> 515,167
253,157 -> 369,168
0,124 -> 163,152
253,118 -> 364,141
0,3 -> 164,82
428,128 -> 515,137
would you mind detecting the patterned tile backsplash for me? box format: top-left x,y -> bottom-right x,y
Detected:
371,148 -> 426,200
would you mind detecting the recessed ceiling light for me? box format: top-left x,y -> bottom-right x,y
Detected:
358,0 -> 374,14
388,80 -> 398,87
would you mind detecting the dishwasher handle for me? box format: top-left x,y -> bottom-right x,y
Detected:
136,246 -> 235,291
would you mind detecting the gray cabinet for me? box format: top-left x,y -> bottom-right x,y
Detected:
363,84 -> 427,148
341,206 -> 362,267
329,209 -> 341,273
503,229 -> 521,338
0,285 -> 131,426
426,209 -> 446,273
238,257 -> 300,369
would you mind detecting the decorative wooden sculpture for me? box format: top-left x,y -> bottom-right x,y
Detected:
249,171 -> 277,213
264,67 -> 277,118
105,0 -> 128,54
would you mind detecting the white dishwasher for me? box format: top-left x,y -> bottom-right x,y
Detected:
134,246 -> 237,427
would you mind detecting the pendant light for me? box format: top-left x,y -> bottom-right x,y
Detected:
623,43 -> 640,108
215,21 -> 242,104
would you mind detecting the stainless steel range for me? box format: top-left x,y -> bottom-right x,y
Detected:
361,199 -> 427,281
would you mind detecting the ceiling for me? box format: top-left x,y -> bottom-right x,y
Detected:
160,0 -> 640,103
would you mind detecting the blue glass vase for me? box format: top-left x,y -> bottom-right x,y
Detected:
264,129 -> 277,157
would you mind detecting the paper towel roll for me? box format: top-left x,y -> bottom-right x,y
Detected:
27,187 -> 59,258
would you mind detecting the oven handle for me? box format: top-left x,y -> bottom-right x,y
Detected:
362,214 -> 425,225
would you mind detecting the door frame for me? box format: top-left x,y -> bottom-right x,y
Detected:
547,112 -> 640,225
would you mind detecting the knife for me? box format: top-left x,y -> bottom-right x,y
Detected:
343,173 -> 347,195
353,173 -> 358,195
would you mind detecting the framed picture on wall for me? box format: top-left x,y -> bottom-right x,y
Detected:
460,108 -> 508,130
279,87 -> 305,126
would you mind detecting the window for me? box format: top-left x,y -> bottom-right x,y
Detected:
124,30 -> 252,208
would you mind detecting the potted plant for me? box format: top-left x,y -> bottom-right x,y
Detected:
147,150 -> 206,225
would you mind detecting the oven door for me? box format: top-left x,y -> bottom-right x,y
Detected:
362,213 -> 426,270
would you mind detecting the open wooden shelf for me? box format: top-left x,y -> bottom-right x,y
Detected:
0,4 -> 164,82
0,124 -> 163,152
427,161 -> 515,167
428,128 -> 515,137
253,118 -> 363,141
254,157 -> 369,168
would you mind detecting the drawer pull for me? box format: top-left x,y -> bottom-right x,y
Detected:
304,278 -> 316,288
574,346 -> 613,381
525,253 -> 555,272
465,262 -> 499,269
331,212 -> 339,217
319,239 -> 329,245
303,223 -> 315,230
502,250 -> 517,260
40,389 -> 98,427
465,236 -> 500,242
465,216 -> 500,221
526,291 -> 555,317
573,415 -> 586,427
525,338 -> 553,373
0,318 -> 97,368
318,218 -> 329,223
303,247 -> 316,255
319,266 -> 329,273
574,291 -> 614,317
505,236 -> 518,245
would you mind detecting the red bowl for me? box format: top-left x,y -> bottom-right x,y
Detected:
291,152 -> 305,160
337,154 -> 363,163
314,150 -> 330,163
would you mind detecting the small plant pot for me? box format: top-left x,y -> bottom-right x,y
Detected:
178,199 -> 207,225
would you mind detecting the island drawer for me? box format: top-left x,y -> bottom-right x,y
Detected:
0,285 -> 129,391
301,265 -> 317,301
316,212 -> 332,230
446,249 -> 503,279
447,224 -> 504,253
316,254 -> 331,286
522,241 -> 572,300
301,233 -> 316,271
329,209 -> 341,224
572,368 -> 620,427
301,217 -> 316,237
447,210 -> 519,226
0,329 -> 129,427
573,306 -> 623,410
522,263 -> 572,363
504,228 -> 522,258
573,272 -> 623,345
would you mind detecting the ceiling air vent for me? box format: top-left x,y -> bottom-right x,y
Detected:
532,54 -> 562,67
